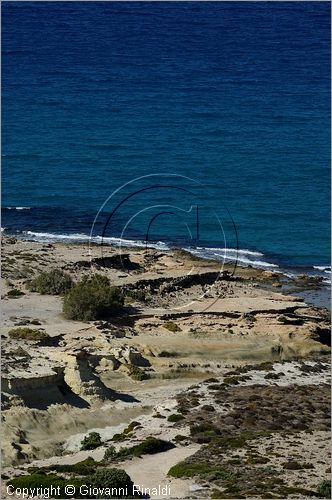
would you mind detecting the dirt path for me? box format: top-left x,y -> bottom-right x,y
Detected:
120,444 -> 201,499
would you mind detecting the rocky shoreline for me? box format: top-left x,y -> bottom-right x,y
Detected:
1,236 -> 330,499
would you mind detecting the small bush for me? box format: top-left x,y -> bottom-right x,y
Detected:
168,462 -> 231,480
112,432 -> 127,443
7,288 -> 25,298
111,422 -> 141,443
39,458 -> 97,476
163,321 -> 182,332
223,376 -> 240,385
63,275 -> 124,321
132,437 -> 174,456
81,432 -> 102,451
28,269 -> 73,295
112,421 -> 141,441
173,435 -> 188,444
167,413 -> 185,423
125,289 -> 146,303
317,480 -> 331,498
87,468 -> 135,497
61,457 -> 97,475
8,327 -> 49,341
117,437 -> 175,459
190,424 -> 220,444
8,474 -> 83,499
104,446 -> 117,462
214,435 -> 248,449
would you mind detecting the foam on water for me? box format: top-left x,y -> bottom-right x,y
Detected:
5,207 -> 31,210
18,229 -> 279,270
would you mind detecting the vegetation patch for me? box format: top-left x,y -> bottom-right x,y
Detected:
317,480 -> 331,498
8,327 -> 49,341
282,460 -> 314,470
81,432 -> 102,451
12,468 -> 140,498
223,376 -> 241,385
104,446 -> 117,462
112,422 -> 141,442
246,455 -> 270,465
63,275 -> 124,321
173,434 -> 188,444
7,474 -> 83,499
125,289 -> 146,303
29,458 -> 98,476
168,461 -> 232,480
86,468 -> 137,497
116,437 -> 175,459
163,321 -> 182,332
167,413 -> 185,422
7,288 -> 25,298
28,269 -> 73,295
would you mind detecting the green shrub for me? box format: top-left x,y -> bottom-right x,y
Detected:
112,432 -> 127,443
167,413 -> 185,422
63,275 -> 124,321
163,321 -> 182,332
28,458 -> 97,477
190,422 -> 219,435
173,434 -> 188,443
7,288 -> 25,298
117,437 -> 175,459
27,269 -> 73,295
52,457 -> 97,475
104,446 -> 117,462
317,480 -> 331,498
8,474 -> 83,499
125,289 -> 146,303
81,432 -> 102,451
87,468 -> 135,497
223,376 -> 240,385
8,327 -> 49,341
111,422 -> 141,442
132,436 -> 175,456
168,462 -> 231,480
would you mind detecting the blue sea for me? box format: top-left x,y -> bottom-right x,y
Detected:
2,2 -> 331,280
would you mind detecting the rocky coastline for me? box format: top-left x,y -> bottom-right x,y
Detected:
1,236 -> 330,499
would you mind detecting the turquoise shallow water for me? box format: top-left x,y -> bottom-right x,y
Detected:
2,2 -> 330,278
